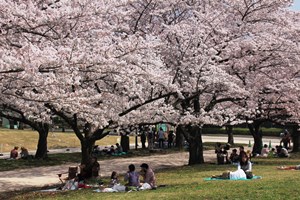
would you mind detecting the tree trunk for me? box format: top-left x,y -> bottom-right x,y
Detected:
80,139 -> 95,165
292,125 -> 299,153
248,122 -> 263,156
35,123 -> 49,159
121,133 -> 130,152
9,120 -> 14,129
175,126 -> 184,150
226,125 -> 234,145
18,122 -> 24,130
183,125 -> 204,165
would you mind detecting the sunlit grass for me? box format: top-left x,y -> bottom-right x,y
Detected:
10,153 -> 300,200
0,128 -> 135,152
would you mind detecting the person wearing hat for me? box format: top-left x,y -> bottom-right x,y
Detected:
140,163 -> 156,188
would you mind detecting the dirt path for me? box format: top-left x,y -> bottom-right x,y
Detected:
0,150 -> 216,193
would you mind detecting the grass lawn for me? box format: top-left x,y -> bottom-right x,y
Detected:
8,153 -> 300,200
0,128 -> 136,153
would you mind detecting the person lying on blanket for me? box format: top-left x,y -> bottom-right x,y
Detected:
277,165 -> 300,170
211,169 -> 249,180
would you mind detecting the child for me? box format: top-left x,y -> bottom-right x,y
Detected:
229,149 -> 239,164
109,171 -> 119,187
260,144 -> 269,157
268,148 -> 276,157
124,164 -> 140,187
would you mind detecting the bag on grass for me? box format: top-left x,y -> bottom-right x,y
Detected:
139,183 -> 152,190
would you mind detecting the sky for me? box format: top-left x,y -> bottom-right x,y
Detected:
290,0 -> 300,10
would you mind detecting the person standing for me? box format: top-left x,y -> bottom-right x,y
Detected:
140,130 -> 147,149
158,127 -> 165,149
147,127 -> 155,149
168,131 -> 174,148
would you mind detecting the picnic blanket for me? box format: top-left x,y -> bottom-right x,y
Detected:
204,176 -> 262,181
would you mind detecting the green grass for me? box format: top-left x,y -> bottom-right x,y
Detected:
8,153 -> 300,200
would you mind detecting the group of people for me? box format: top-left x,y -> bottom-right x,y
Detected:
260,144 -> 289,158
212,149 -> 253,180
63,158 -> 156,192
105,163 -> 156,191
142,127 -> 175,149
10,146 -> 30,159
215,143 -> 250,165
93,143 -> 124,156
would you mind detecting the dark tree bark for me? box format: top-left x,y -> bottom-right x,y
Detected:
9,120 -> 15,129
76,123 -> 107,165
35,123 -> 49,159
18,122 -> 24,130
181,125 -> 204,165
291,125 -> 299,153
80,138 -> 95,165
226,125 -> 234,145
121,133 -> 130,152
248,121 -> 263,156
175,126 -> 184,149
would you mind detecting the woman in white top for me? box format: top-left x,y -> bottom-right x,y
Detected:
238,152 -> 253,178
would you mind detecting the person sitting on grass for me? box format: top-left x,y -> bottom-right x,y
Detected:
278,146 -> 289,158
109,171 -> 119,187
109,145 -> 115,155
238,152 -> 253,179
115,143 -> 123,154
229,149 -> 239,164
20,146 -> 29,159
268,148 -> 276,158
140,163 -> 156,189
10,146 -> 19,159
78,156 -> 100,182
124,164 -> 140,187
260,144 -> 269,157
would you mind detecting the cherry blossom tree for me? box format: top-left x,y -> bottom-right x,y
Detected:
0,0 -> 177,166
218,0 -> 300,155
120,0 -> 300,163
1,0 -> 299,166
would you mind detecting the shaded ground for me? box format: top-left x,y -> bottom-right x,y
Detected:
0,150 -> 216,194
